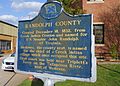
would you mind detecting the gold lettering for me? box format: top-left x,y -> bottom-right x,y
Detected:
75,29 -> 86,32
24,20 -> 81,28
59,37 -> 79,41
55,20 -> 81,26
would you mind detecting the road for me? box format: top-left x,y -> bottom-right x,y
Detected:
0,55 -> 29,86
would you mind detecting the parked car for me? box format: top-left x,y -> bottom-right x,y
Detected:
1,52 -> 15,71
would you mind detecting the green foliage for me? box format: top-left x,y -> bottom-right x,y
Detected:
56,0 -> 84,15
63,0 -> 71,5
109,44 -> 118,59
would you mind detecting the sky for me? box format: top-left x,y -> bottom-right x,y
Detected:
0,0 -> 48,26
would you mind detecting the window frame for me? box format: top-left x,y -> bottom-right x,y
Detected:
93,23 -> 104,45
0,40 -> 11,50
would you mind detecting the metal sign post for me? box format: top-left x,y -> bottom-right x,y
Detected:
44,78 -> 66,86
44,78 -> 54,86
33,75 -> 66,86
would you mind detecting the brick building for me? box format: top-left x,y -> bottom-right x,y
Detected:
0,20 -> 17,54
81,0 -> 120,59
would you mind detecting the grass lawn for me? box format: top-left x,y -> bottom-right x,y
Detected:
18,64 -> 120,86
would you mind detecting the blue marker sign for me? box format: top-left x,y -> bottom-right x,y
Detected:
16,1 -> 96,82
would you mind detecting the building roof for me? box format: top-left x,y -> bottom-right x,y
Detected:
0,20 -> 17,28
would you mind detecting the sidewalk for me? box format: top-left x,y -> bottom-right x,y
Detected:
5,73 -> 29,86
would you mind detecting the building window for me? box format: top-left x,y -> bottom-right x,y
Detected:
0,40 -> 11,50
93,24 -> 104,44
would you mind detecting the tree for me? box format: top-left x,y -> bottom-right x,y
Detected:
100,4 -> 120,59
57,0 -> 84,15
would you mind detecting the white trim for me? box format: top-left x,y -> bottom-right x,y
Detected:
90,15 -> 96,82
93,22 -> 104,24
87,1 -> 104,4
95,44 -> 105,46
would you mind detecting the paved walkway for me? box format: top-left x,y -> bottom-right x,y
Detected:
0,70 -> 15,86
6,73 -> 29,86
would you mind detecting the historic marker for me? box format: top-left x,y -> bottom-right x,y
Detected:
16,1 -> 96,82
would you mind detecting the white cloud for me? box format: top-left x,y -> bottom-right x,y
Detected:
19,11 -> 39,20
11,1 -> 44,11
28,11 -> 38,16
28,11 -> 39,18
0,15 -> 18,26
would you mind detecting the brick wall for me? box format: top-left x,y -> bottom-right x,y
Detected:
82,0 -> 120,22
82,0 -> 120,58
